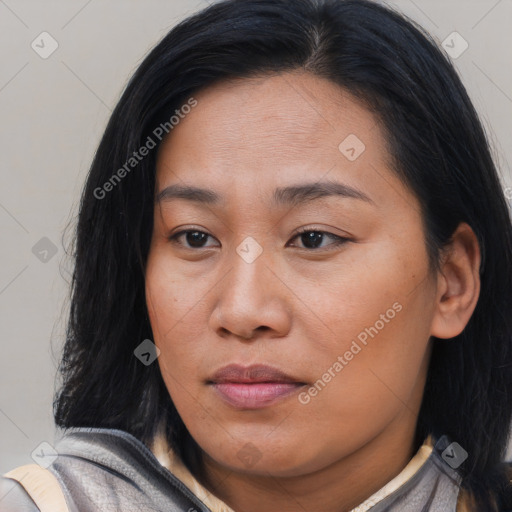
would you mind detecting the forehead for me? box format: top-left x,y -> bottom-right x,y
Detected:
155,71 -> 393,203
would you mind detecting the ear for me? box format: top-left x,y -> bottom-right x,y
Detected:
430,222 -> 481,339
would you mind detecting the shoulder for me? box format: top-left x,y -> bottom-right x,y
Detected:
0,476 -> 40,512
46,427 -> 212,511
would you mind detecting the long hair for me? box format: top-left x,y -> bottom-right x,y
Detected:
54,0 -> 512,508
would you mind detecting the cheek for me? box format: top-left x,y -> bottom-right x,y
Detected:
300,236 -> 434,410
307,236 -> 430,349
288,289 -> 433,471
145,251 -> 210,343
145,251 -> 215,404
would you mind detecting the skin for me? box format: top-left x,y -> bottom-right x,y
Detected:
145,70 -> 480,512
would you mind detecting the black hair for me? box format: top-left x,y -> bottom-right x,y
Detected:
54,0 -> 512,509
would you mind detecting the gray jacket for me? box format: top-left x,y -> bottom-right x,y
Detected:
0,427 -> 476,511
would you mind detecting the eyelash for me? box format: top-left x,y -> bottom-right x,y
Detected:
167,226 -> 350,252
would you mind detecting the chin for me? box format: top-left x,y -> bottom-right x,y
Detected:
205,441 -> 328,478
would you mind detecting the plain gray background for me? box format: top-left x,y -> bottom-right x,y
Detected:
1,0 -> 511,475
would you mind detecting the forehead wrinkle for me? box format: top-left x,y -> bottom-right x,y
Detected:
203,120 -> 334,164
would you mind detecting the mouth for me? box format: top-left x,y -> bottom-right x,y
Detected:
206,364 -> 308,409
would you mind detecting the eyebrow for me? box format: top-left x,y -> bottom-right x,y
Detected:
155,180 -> 374,207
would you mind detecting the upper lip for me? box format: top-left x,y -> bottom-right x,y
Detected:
208,364 -> 306,384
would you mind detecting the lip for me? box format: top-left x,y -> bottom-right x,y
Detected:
207,364 -> 307,409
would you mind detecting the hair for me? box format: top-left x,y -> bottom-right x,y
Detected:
54,0 -> 512,508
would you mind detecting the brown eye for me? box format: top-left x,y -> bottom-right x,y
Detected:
289,229 -> 349,251
168,230 -> 218,249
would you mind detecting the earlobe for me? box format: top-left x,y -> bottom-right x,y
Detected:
430,222 -> 481,340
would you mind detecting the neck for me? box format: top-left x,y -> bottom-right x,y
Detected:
198,414 -> 422,512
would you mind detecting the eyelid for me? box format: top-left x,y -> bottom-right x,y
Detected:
291,225 -> 352,240
288,226 -> 351,250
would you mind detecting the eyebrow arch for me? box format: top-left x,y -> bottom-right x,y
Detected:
155,180 -> 374,207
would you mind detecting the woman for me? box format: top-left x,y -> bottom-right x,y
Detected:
2,0 -> 511,510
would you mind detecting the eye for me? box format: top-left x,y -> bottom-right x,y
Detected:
168,229 -> 219,249
288,227 -> 350,251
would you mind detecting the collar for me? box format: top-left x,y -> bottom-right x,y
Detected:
150,432 -> 451,512
349,435 -> 434,511
150,431 -> 236,512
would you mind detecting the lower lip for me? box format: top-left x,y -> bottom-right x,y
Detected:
211,382 -> 306,409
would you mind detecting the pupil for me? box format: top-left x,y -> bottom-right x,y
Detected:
187,231 -> 206,247
302,231 -> 323,249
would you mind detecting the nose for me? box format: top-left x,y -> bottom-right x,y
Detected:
209,242 -> 292,341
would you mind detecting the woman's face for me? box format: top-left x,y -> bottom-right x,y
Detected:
145,71 -> 438,477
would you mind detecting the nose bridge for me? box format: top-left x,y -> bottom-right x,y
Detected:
226,234 -> 272,301
210,233 -> 290,338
